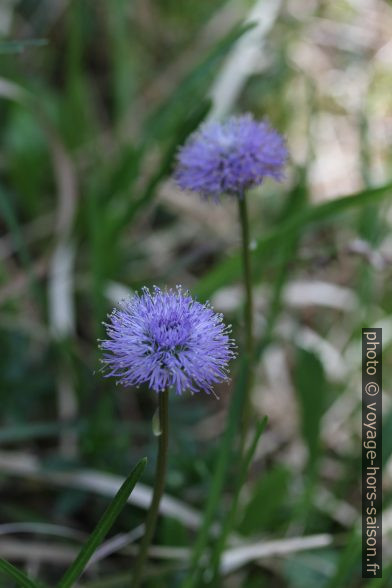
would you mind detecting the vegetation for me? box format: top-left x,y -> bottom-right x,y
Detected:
0,1 -> 391,586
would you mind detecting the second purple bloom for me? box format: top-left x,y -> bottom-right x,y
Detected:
174,114 -> 288,200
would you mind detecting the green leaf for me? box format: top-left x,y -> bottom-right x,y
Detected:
143,21 -> 255,142
58,457 -> 147,588
0,558 -> 39,588
111,98 -> 212,235
239,466 -> 291,534
195,182 -> 392,300
294,349 -> 326,473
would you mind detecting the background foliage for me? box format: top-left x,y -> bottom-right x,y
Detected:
0,0 -> 391,586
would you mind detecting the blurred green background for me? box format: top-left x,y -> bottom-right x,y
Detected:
0,0 -> 391,586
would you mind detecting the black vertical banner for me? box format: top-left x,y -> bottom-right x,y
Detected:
362,328 -> 382,578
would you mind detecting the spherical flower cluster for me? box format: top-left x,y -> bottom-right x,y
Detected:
100,286 -> 235,395
174,114 -> 288,200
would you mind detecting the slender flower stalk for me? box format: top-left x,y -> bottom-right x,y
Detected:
174,113 -> 288,442
238,194 -> 254,437
132,388 -> 169,588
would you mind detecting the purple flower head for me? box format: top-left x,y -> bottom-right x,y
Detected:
174,114 -> 288,200
100,286 -> 236,396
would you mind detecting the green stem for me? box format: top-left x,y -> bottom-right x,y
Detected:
132,389 -> 169,588
238,194 -> 254,440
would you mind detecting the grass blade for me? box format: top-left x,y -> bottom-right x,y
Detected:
293,349 -> 326,528
58,457 -> 147,588
143,22 -> 255,142
0,558 -> 39,588
294,349 -> 326,474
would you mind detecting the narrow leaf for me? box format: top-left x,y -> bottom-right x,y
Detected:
294,349 -> 326,473
58,457 -> 147,588
0,558 -> 39,588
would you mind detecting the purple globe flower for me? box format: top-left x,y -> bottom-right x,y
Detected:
100,286 -> 236,395
174,114 -> 288,200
